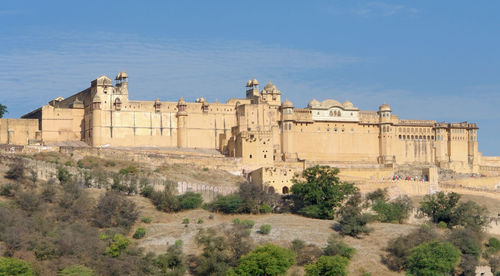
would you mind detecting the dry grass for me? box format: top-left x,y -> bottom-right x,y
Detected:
131,195 -> 412,276
155,163 -> 244,187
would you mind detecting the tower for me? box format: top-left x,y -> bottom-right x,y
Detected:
378,103 -> 393,164
177,97 -> 188,148
245,78 -> 260,104
281,99 -> 294,160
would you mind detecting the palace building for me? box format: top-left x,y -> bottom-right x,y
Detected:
1,71 -> 480,184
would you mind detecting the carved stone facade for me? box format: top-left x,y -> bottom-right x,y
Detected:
2,72 -> 480,182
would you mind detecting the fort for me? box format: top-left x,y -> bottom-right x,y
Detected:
0,71 -> 491,193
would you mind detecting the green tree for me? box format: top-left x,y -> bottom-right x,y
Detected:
372,196 -> 412,224
450,200 -> 489,232
106,234 -> 131,257
59,265 -> 96,276
419,192 -> 460,224
178,192 -> 203,209
406,241 -> 461,276
0,257 -> 34,276
232,244 -> 295,276
290,166 -> 358,219
305,255 -> 349,276
0,104 -> 7,118
336,192 -> 372,237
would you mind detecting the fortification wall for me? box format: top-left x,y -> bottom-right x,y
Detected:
0,119 -> 39,145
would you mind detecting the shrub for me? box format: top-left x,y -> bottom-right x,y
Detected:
0,182 -> 18,197
57,166 -> 72,184
119,166 -> 138,175
142,217 -> 152,223
406,241 -> 461,276
197,218 -> 204,224
4,162 -> 25,181
259,224 -> 272,235
240,219 -> 255,229
41,182 -> 57,202
208,214 -> 214,219
59,265 -> 96,276
290,240 -> 323,266
232,244 -> 295,276
178,192 -> 203,209
372,196 -> 412,223
140,185 -> 155,198
323,234 -> 356,259
106,234 -> 131,257
383,225 -> 440,271
15,190 -> 40,212
94,191 -> 139,230
0,257 -> 34,276
489,237 -> 500,253
133,227 -> 146,239
182,218 -> 189,225
290,166 -> 358,220
366,188 -> 389,203
258,203 -> 273,214
210,194 -> 244,214
336,193 -> 372,237
150,187 -> 181,212
305,255 -> 349,276
155,241 -> 186,275
438,221 -> 447,229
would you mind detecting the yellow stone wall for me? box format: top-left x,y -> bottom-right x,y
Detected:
0,119 -> 39,145
13,72 -> 486,178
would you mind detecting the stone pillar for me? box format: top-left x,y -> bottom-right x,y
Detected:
177,97 -> 188,148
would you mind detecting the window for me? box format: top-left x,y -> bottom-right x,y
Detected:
249,155 -> 252,159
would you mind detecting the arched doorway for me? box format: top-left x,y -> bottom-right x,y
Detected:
282,186 -> 289,194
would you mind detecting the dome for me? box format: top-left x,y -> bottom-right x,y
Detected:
264,81 -> 275,90
379,103 -> 391,111
246,80 -> 252,87
282,99 -> 294,108
115,71 -> 128,80
343,100 -> 354,108
251,78 -> 259,86
307,99 -> 320,107
178,96 -> 186,105
320,99 -> 342,108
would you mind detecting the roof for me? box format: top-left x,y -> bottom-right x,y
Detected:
282,99 -> 293,108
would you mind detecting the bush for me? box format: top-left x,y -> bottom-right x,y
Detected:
59,265 -> 96,276
106,234 -> 131,257
0,182 -> 18,197
489,237 -> 500,253
323,234 -> 356,259
133,227 -> 146,239
210,194 -> 244,214
336,193 -> 372,237
290,166 -> 358,219
208,214 -> 214,220
197,218 -> 204,224
0,257 -> 34,276
155,241 -> 186,275
372,196 -> 412,223
142,217 -> 152,223
290,240 -> 323,266
94,191 -> 139,230
259,224 -> 272,235
305,255 -> 349,276
438,221 -> 447,229
178,192 -> 203,209
182,218 -> 189,225
119,166 -> 138,175
259,203 -> 273,214
232,244 -> 295,276
57,166 -> 72,184
4,162 -> 25,181
366,188 -> 388,203
140,185 -> 155,198
240,219 -> 255,229
150,187 -> 181,212
15,190 -> 40,212
406,241 -> 461,276
383,225 -> 440,271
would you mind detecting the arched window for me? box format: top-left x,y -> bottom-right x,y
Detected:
282,186 -> 289,194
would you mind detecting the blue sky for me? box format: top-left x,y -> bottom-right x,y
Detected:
1,1 -> 499,155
